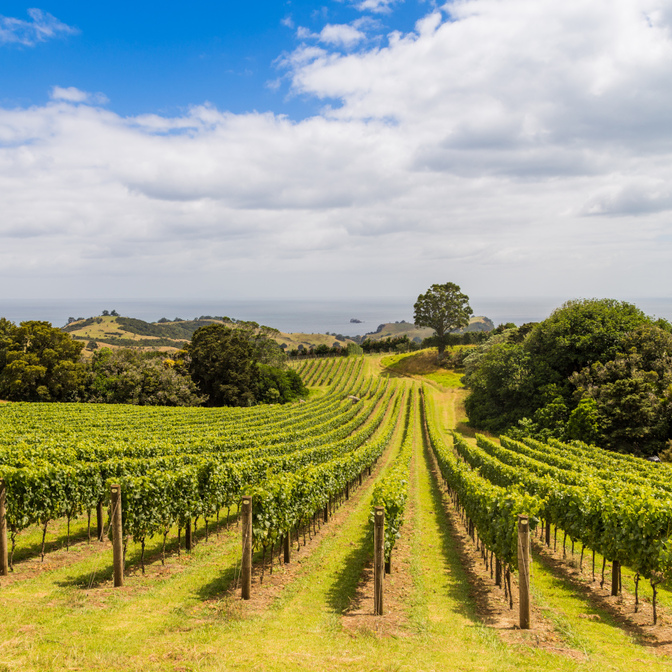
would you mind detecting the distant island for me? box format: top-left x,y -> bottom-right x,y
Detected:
350,318 -> 363,323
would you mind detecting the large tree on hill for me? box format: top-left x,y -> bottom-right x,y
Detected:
414,282 -> 473,359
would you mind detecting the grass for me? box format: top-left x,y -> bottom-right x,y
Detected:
381,349 -> 464,388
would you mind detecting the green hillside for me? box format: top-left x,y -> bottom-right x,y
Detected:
62,315 -> 355,353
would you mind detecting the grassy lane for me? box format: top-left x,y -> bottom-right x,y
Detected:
403,408 -> 559,671
527,548 -> 672,670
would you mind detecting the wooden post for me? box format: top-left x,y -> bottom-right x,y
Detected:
518,515 -> 530,630
545,518 -> 551,547
241,496 -> 252,600
611,560 -> 620,596
345,482 -> 350,500
185,519 -> 192,552
110,484 -> 124,588
495,557 -> 502,587
96,499 -> 104,542
283,532 -> 291,564
0,479 -> 8,576
374,506 -> 384,615
323,504 -> 328,523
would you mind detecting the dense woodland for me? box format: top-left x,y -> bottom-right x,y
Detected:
462,299 -> 672,457
0,318 -> 306,407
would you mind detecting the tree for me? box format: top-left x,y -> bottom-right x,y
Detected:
88,348 -> 204,406
0,320 -> 87,401
463,299 -> 672,456
186,324 -> 261,406
413,282 -> 472,359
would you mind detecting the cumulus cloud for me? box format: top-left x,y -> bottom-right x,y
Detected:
0,8 -> 78,47
50,86 -> 109,105
3,0 -> 672,300
354,0 -> 401,14
319,24 -> 367,48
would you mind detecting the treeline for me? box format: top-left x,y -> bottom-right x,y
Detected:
362,331 -> 489,353
0,319 -> 305,408
462,299 -> 672,457
288,331 -> 489,358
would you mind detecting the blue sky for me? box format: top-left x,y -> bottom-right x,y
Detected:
2,0 -> 672,306
0,1 -> 427,117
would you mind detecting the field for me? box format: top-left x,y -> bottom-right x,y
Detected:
0,354 -> 671,671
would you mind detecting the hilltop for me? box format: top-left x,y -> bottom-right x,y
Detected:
62,315 -> 356,354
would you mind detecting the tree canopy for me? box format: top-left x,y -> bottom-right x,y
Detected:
185,323 -> 306,407
463,299 -> 672,456
89,348 -> 204,406
413,282 -> 473,359
0,320 -> 87,401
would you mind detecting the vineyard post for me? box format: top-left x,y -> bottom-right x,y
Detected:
96,499 -> 104,542
283,532 -> 291,564
185,519 -> 192,552
0,479 -> 8,576
241,496 -> 252,600
545,518 -> 551,547
518,515 -> 530,630
111,484 -> 124,588
374,506 -> 384,615
611,561 -> 620,596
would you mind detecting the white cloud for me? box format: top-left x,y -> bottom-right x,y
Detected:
50,86 -> 109,105
3,0 -> 672,301
319,24 -> 367,48
0,8 -> 78,47
354,0 -> 401,14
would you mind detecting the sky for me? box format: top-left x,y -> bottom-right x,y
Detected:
2,0 -> 672,306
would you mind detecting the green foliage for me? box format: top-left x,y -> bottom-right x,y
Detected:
187,324 -> 261,406
371,388 -> 416,561
464,432 -> 672,584
257,364 -> 307,404
463,299 -> 672,455
565,397 -> 601,444
89,348 -> 204,406
0,320 -> 87,401
526,299 -> 649,385
422,391 -> 541,568
186,323 -> 292,407
463,340 -> 535,433
0,360 -> 389,549
413,282 -> 473,358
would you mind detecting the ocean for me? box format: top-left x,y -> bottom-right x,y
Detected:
1,297 -> 671,337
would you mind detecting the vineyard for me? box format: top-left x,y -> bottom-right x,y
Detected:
1,354 -> 672,671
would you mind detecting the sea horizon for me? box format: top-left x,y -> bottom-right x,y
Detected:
1,296 -> 671,337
